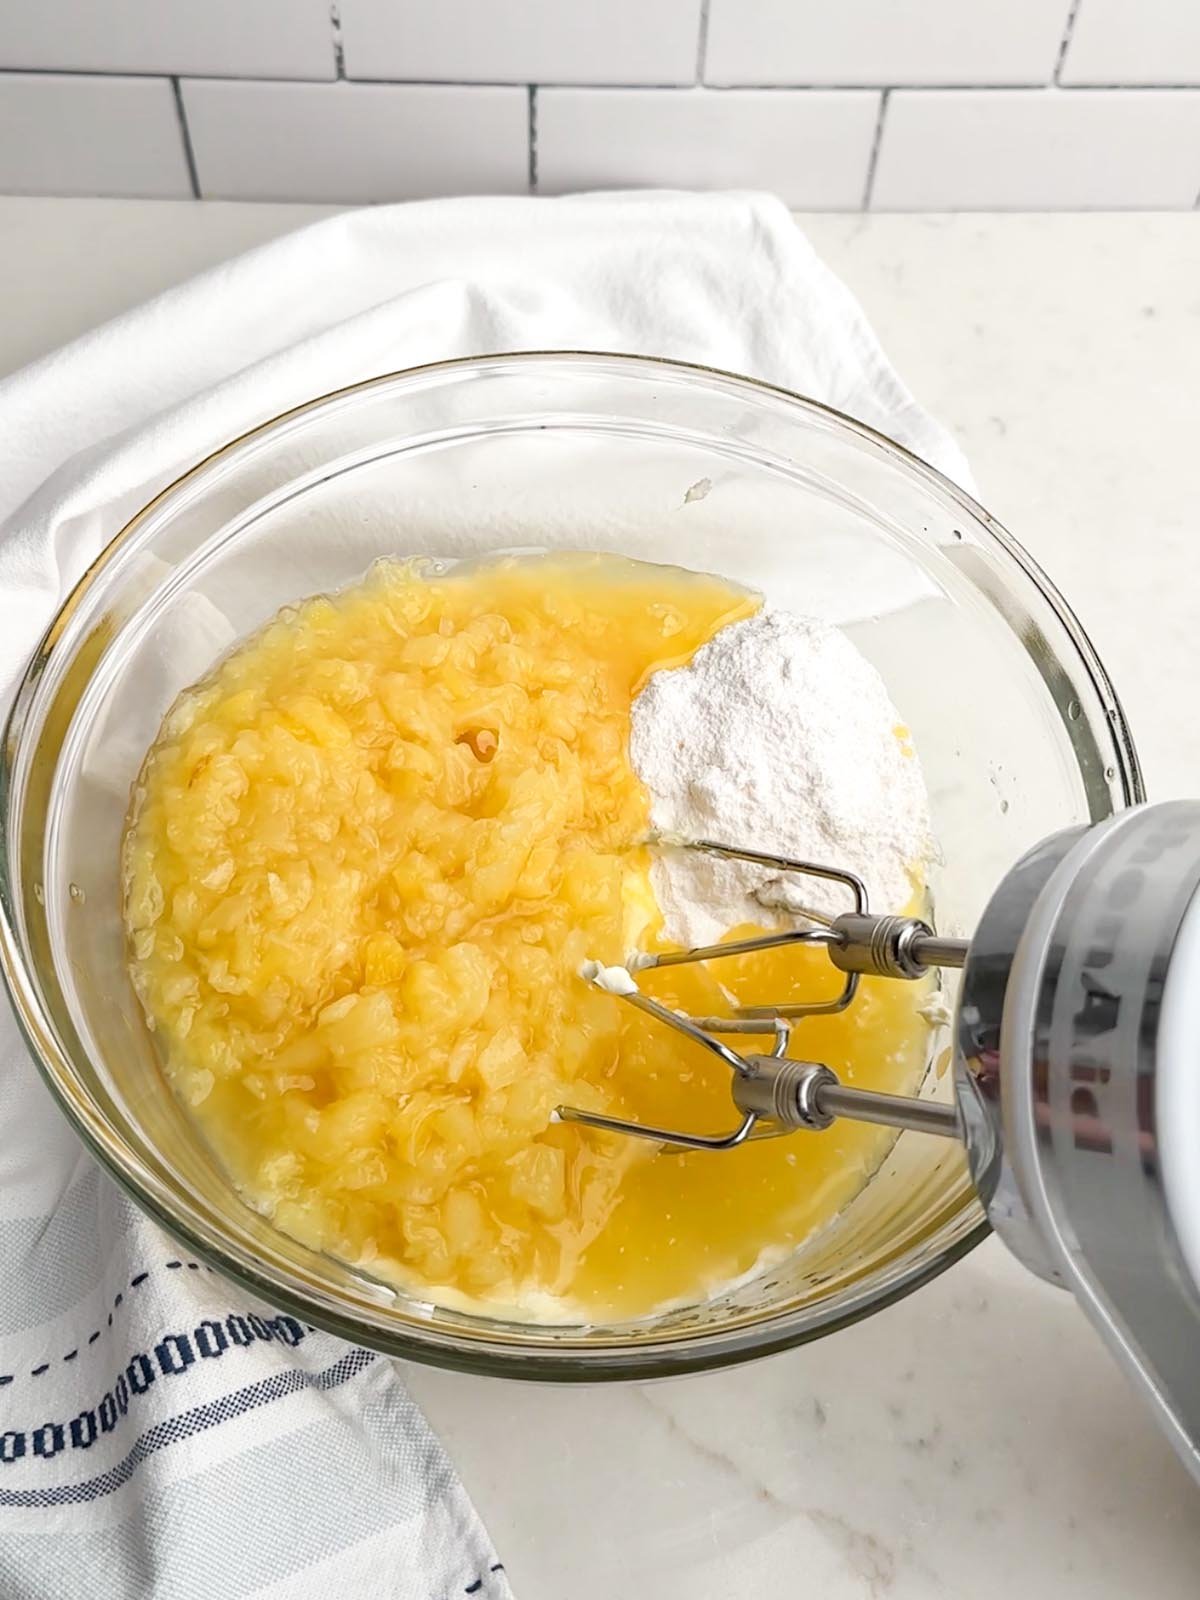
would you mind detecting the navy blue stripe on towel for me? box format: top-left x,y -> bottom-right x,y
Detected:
0,1348 -> 376,1508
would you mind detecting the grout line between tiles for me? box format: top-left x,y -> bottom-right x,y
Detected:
330,3 -> 345,80
170,76 -> 200,198
697,81 -> 1200,93
2,67 -> 1200,93
1053,80 -> 1200,89
696,0 -> 712,84
1054,0 -> 1084,84
861,87 -> 889,209
527,85 -> 538,192
0,65 -> 336,84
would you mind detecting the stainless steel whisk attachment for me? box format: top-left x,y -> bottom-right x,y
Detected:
557,839 -> 968,1152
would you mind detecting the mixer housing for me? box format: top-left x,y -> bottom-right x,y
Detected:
957,800 -> 1200,1487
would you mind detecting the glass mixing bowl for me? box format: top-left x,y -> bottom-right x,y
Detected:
0,353 -> 1142,1379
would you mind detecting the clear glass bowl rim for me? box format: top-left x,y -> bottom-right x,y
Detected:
0,350 -> 1146,1380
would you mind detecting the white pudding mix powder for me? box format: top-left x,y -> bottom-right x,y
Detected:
630,606 -> 934,948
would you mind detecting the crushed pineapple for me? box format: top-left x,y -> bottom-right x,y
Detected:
123,552 -> 932,1321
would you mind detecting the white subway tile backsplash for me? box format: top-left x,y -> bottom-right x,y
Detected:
537,88 -> 879,208
0,0 -> 335,81
2,0 -> 1197,211
182,80 -> 529,203
340,0 -> 701,86
1061,0 -> 1200,86
0,73 -> 190,198
706,0 -> 1073,87
873,89 -> 1200,210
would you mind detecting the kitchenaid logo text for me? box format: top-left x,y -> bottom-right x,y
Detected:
0,1311 -> 306,1467
1067,811 -> 1194,1157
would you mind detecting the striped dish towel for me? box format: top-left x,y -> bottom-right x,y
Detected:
0,1171 -> 505,1597
0,192 -> 968,1597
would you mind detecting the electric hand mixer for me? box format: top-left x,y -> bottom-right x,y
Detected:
559,803 -> 1200,1486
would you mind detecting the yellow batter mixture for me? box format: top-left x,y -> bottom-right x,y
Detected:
123,553 -> 930,1320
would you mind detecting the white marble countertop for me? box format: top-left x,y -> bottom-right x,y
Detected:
3,197 -> 1199,1598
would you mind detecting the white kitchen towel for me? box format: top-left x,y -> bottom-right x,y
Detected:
0,192 -> 968,1599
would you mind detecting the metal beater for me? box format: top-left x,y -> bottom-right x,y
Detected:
559,802 -> 1200,1487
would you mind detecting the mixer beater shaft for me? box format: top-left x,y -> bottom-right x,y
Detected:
556,839 -> 967,1152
